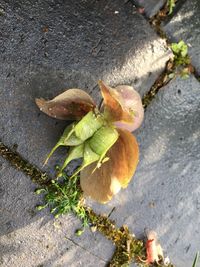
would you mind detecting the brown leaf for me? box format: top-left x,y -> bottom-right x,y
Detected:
35,89 -> 95,120
99,81 -> 144,131
80,128 -> 139,203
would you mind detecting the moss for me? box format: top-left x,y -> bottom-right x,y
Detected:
85,208 -> 140,265
85,208 -> 175,267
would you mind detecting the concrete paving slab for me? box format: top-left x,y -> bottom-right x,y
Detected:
0,0 -> 170,194
164,0 -> 200,74
0,0 -> 170,96
0,157 -> 113,267
0,0 -> 171,266
88,75 -> 200,267
132,0 -> 166,18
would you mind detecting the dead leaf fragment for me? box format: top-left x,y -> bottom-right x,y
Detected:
35,89 -> 95,120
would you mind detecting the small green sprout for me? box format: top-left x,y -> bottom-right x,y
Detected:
192,252 -> 199,267
169,40 -> 192,79
75,229 -> 85,236
171,40 -> 190,66
35,173 -> 88,228
167,0 -> 176,15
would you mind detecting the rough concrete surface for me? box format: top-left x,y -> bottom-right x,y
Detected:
0,157 -> 113,267
0,0 -> 170,96
0,0 -> 199,267
88,76 -> 200,267
132,0 -> 166,18
0,0 -> 170,266
0,0 -> 171,169
164,0 -> 200,74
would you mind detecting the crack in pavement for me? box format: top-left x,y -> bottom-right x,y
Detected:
0,140 -> 110,265
65,236 -> 107,264
0,141 -> 49,186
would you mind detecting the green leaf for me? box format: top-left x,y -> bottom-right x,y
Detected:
35,188 -> 46,194
181,45 -> 188,58
89,126 -> 119,156
168,73 -> 175,79
168,0 -> 175,15
171,40 -> 190,68
64,132 -> 83,146
74,111 -> 104,141
171,43 -> 180,54
36,204 -> 47,211
83,142 -> 100,165
89,125 -> 119,172
177,40 -> 184,49
75,229 -> 84,236
181,73 -> 189,79
69,142 -> 100,178
44,123 -> 77,165
59,144 -> 84,173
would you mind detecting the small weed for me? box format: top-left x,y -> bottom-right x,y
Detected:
192,252 -> 199,267
169,40 -> 193,79
167,0 -> 176,15
171,40 -> 190,66
36,173 -> 88,228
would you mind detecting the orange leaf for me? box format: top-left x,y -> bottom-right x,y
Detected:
80,128 -> 139,203
35,89 -> 95,120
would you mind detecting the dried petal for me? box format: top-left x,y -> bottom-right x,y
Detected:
114,85 -> 144,132
99,81 -> 144,131
109,128 -> 139,188
35,89 -> 95,120
146,231 -> 163,264
80,128 -> 139,203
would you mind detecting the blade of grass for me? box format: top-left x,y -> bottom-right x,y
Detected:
192,252 -> 199,267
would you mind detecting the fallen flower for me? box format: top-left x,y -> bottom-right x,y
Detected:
80,128 -> 139,202
35,81 -> 144,203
